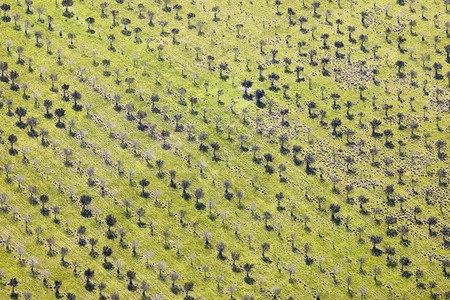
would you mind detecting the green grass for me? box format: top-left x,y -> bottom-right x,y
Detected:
0,0 -> 449,299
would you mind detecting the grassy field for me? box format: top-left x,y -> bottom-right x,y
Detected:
0,0 -> 449,299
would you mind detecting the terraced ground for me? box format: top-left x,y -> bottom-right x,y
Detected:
0,0 -> 449,299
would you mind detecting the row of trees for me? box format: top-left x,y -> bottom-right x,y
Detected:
0,0 -> 448,298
